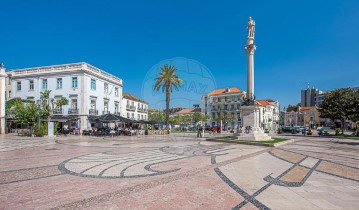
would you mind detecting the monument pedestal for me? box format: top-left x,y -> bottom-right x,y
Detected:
233,105 -> 272,141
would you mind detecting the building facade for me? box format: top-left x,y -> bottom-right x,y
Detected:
201,87 -> 246,129
256,100 -> 280,131
300,106 -> 320,128
301,87 -> 322,107
121,93 -> 148,121
0,64 -> 6,134
284,110 -> 303,126
6,62 -> 123,130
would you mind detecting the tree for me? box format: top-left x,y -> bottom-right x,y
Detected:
148,111 -> 165,123
287,103 -> 300,112
8,100 -> 40,126
320,88 -> 358,134
192,113 -> 209,124
153,64 -> 183,131
40,90 -> 68,119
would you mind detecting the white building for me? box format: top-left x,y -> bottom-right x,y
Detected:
256,100 -> 280,130
0,64 -> 6,134
121,93 -> 148,121
6,62 -> 123,130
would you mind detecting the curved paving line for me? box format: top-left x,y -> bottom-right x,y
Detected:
268,149 -> 359,183
119,155 -> 183,178
99,153 -> 178,177
278,148 -> 359,170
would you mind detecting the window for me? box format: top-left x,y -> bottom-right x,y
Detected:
29,80 -> 34,90
42,79 -> 48,89
115,102 -> 119,113
72,77 -> 78,88
104,101 -> 109,112
71,99 -> 78,109
127,113 -> 130,118
57,78 -> 62,89
104,83 -> 108,93
137,114 -> 140,120
91,79 -> 96,90
115,87 -> 119,96
131,113 -> 134,119
90,100 -> 96,110
8,91 -> 11,98
17,81 -> 21,91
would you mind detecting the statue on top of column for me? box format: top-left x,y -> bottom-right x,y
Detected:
246,17 -> 255,38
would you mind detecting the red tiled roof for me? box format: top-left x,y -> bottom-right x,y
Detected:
175,108 -> 200,114
256,100 -> 278,106
300,106 -> 313,111
123,93 -> 148,104
208,87 -> 243,96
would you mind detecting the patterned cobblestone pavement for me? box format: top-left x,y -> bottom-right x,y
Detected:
0,134 -> 358,209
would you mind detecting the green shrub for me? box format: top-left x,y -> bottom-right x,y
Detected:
54,122 -> 59,135
335,128 -> 341,135
34,122 -> 48,136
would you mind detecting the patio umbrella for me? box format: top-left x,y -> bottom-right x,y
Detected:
95,113 -> 131,123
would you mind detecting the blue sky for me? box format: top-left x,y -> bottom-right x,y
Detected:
1,0 -> 358,109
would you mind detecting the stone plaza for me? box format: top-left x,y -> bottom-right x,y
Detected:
0,134 -> 358,209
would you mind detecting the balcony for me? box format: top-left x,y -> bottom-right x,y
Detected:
102,110 -> 110,115
68,108 -> 79,114
114,112 -> 121,116
126,105 -> 136,111
137,108 -> 148,113
53,109 -> 63,115
89,109 -> 98,115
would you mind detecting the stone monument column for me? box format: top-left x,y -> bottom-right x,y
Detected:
234,17 -> 271,141
245,17 -> 256,100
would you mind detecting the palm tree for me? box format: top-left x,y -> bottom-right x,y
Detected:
153,64 -> 182,132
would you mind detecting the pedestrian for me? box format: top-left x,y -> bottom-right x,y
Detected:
303,127 -> 307,136
197,124 -> 203,138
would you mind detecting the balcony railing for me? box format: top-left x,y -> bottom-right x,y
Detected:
53,109 -> 63,114
89,109 -> 98,115
114,112 -> 121,116
126,105 -> 136,111
68,108 -> 79,114
103,110 -> 110,115
137,108 -> 148,113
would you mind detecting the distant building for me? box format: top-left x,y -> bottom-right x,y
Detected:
122,93 -> 148,121
256,100 -> 280,131
171,108 -> 200,117
285,110 -> 303,126
201,87 -> 245,129
300,106 -> 320,128
301,86 -> 322,107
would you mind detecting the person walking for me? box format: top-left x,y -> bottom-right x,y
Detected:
197,123 -> 203,138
